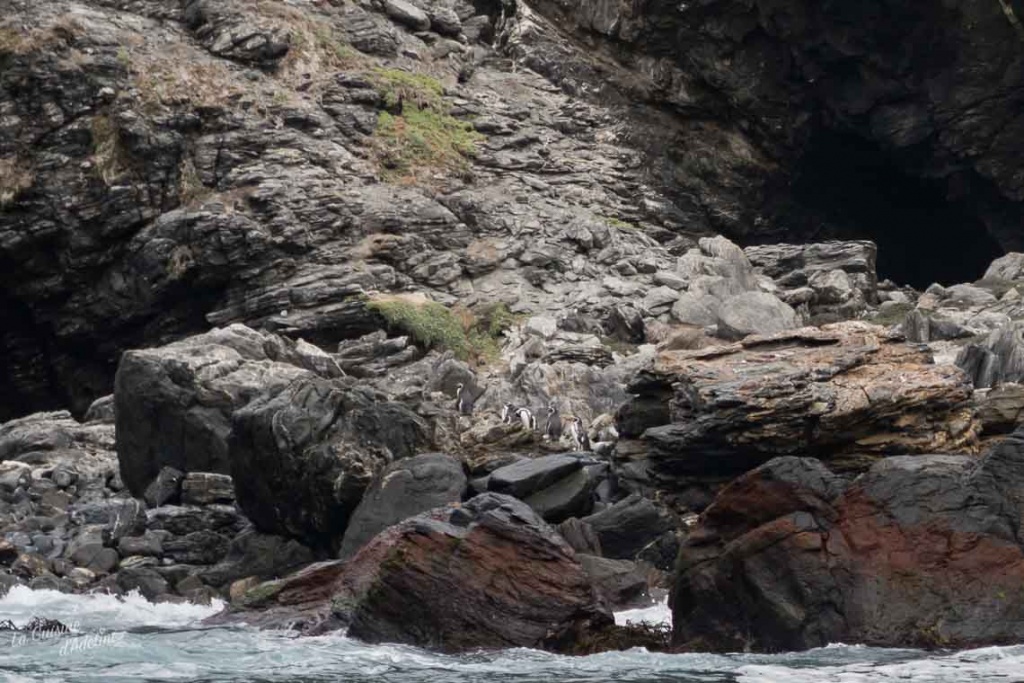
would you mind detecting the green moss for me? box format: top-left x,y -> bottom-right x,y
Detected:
602,216 -> 638,230
367,69 -> 482,181
312,25 -> 358,65
240,580 -> 283,608
366,297 -> 507,363
371,68 -> 445,109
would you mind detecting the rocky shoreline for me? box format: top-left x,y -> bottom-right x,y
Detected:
3,234 -> 1024,653
5,0 -> 1024,658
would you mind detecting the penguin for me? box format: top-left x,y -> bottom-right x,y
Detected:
516,407 -> 536,431
501,403 -> 517,424
544,404 -> 562,441
455,383 -> 475,415
569,416 -> 591,452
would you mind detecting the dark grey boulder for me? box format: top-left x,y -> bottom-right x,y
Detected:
577,554 -> 650,609
116,567 -> 170,600
117,531 -> 167,558
338,453 -> 466,559
581,494 -> 675,560
523,467 -> 600,523
487,454 -> 585,499
202,529 -> 315,587
143,467 -> 184,508
229,376 -> 430,550
162,530 -> 231,565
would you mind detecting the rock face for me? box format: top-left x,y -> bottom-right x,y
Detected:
115,324 -> 335,496
618,322 -> 980,497
230,375 -> 429,551
213,493 -> 613,652
672,438 -> 1024,652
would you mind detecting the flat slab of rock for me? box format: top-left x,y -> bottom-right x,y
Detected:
672,443 -> 1024,652
487,454 -> 586,499
621,322 -> 980,482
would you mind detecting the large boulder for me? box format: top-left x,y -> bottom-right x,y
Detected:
115,324 -> 346,496
619,322 -> 980,493
229,375 -> 430,550
672,438 -> 1024,652
210,493 -> 613,652
715,291 -> 800,340
338,453 -> 467,559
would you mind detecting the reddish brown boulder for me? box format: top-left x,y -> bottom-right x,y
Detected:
671,432 -> 1024,652
208,493 -> 612,652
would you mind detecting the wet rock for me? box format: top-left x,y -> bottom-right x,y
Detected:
203,530 -> 315,588
338,453 -> 467,559
212,494 -> 612,653
116,567 -> 171,601
672,440 -> 1024,652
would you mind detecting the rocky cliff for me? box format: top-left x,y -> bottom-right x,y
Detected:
3,0 -> 1024,421
4,0 -> 1024,657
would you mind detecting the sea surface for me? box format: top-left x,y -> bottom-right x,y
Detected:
0,586 -> 1022,682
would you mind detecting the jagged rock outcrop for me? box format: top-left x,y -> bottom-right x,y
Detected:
672,434 -> 1024,652
210,493 -> 613,652
617,322 -> 980,502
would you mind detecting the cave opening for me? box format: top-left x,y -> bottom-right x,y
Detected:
785,130 -> 1003,289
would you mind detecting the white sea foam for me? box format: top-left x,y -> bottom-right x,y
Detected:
613,596 -> 672,627
0,585 -> 223,631
737,645 -> 1024,683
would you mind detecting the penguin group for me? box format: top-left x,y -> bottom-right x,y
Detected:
499,400 -> 591,451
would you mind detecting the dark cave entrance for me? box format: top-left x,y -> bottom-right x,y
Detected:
786,130 -> 1003,289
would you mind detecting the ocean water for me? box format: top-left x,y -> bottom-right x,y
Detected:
0,587 -> 1022,683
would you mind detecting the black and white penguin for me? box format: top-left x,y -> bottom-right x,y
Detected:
455,383 -> 475,415
569,416 -> 590,451
544,404 -> 562,441
501,403 -> 517,424
515,407 -> 536,431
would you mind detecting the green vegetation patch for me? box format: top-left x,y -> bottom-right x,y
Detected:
240,580 -> 284,608
602,216 -> 638,230
366,296 -> 510,363
368,69 -> 482,182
